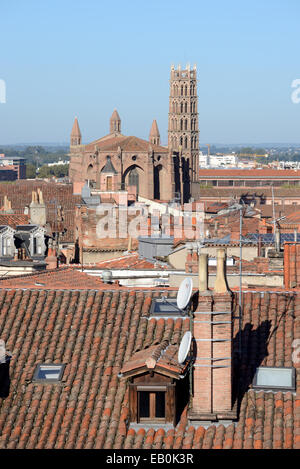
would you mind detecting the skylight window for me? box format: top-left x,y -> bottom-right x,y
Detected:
33,364 -> 65,383
150,299 -> 186,317
253,366 -> 295,392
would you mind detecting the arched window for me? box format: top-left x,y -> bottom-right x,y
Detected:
180,119 -> 183,131
180,103 -> 183,113
128,167 -> 139,192
185,102 -> 187,113
180,136 -> 183,146
87,164 -> 93,178
181,85 -> 183,96
185,119 -> 187,130
184,137 -> 188,149
185,85 -> 187,96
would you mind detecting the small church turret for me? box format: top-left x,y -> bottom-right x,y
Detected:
70,117 -> 81,146
149,119 -> 160,146
110,109 -> 121,134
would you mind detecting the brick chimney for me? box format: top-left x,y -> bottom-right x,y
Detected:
2,196 -> 13,214
189,248 -> 235,422
45,239 -> 58,269
29,189 -> 46,226
284,242 -> 300,289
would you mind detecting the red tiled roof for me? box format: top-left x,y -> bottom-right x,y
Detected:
95,253 -> 168,270
280,210 -> 300,225
0,181 -> 81,243
83,238 -> 138,252
198,169 -> 300,178
258,204 -> 298,220
0,288 -> 299,449
121,340 -> 188,377
195,187 -> 300,198
204,202 -> 228,213
85,134 -> 168,153
0,267 -> 105,290
0,214 -> 29,229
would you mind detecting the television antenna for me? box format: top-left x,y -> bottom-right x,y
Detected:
178,331 -> 192,364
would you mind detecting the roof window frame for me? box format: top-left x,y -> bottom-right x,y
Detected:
150,298 -> 188,317
33,363 -> 66,383
252,366 -> 296,392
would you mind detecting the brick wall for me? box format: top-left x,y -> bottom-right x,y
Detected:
189,249 -> 234,420
284,242 -> 300,288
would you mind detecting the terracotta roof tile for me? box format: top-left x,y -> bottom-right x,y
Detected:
0,214 -> 29,229
0,287 -> 299,449
85,134 -> 168,153
0,267 -> 107,290
0,181 -> 81,243
198,169 -> 300,178
94,252 -> 168,270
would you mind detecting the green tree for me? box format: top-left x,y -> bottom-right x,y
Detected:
26,163 -> 37,179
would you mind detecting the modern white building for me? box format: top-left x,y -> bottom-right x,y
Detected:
199,152 -> 238,168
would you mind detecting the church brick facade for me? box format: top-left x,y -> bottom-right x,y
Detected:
69,65 -> 199,202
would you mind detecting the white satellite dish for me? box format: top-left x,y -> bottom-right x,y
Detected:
178,331 -> 192,364
177,277 -> 193,310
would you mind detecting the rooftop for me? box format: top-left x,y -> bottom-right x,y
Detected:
198,169 -> 300,178
0,181 -> 81,243
94,253 -> 169,270
0,285 -> 299,449
85,134 -> 168,153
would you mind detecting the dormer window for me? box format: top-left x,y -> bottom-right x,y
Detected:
120,340 -> 191,426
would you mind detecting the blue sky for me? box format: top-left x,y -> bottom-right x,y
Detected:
0,0 -> 299,145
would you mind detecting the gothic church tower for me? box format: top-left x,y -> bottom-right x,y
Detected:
168,64 -> 199,189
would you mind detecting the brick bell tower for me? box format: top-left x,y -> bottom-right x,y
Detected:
168,64 -> 199,202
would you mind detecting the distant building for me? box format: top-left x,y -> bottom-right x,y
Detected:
0,154 -> 26,179
199,153 -> 238,168
195,168 -> 300,189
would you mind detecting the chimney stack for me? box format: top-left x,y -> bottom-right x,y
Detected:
45,239 -> 58,269
214,248 -> 229,293
29,189 -> 46,226
198,253 -> 208,292
189,248 -> 235,423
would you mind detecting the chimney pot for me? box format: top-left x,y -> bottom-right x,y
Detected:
198,253 -> 208,292
214,248 -> 229,294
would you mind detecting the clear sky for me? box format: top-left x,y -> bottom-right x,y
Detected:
0,0 -> 300,145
